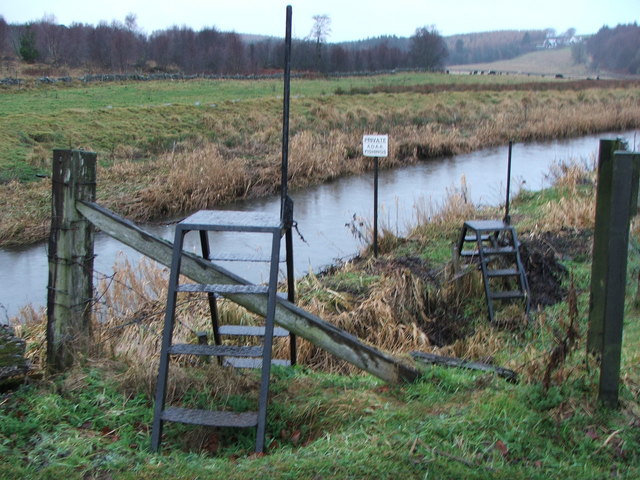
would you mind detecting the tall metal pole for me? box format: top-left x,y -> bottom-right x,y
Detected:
281,6 -> 297,364
504,141 -> 513,225
373,156 -> 379,257
280,5 -> 292,217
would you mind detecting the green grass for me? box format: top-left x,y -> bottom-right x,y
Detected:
2,71 -> 540,116
2,365 -> 637,479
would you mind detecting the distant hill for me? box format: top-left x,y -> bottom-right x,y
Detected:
445,29 -> 549,64
334,29 -> 551,65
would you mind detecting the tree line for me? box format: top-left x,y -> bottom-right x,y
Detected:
0,15 -> 448,75
575,23 -> 640,74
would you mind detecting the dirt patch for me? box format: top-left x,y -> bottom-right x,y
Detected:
519,228 -> 591,308
523,228 -> 593,262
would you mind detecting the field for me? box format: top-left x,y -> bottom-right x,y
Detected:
1,70 -> 640,248
2,158 -> 640,479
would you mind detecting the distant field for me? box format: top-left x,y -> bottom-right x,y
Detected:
449,47 -> 598,78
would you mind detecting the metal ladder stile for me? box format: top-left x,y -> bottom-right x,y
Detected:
151,208 -> 290,453
457,220 -> 530,323
152,5 -> 296,454
203,200 -> 296,370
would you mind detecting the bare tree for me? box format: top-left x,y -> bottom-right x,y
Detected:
410,25 -> 448,69
38,14 -> 64,65
0,16 -> 8,56
308,14 -> 331,71
111,15 -> 143,72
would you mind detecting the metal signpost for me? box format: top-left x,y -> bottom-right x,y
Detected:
363,134 -> 388,257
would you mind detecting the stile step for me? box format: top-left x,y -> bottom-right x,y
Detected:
487,269 -> 520,277
464,220 -> 511,232
218,325 -> 290,337
490,290 -> 525,300
483,247 -> 517,255
208,253 -> 286,263
464,234 -> 493,242
169,344 -> 263,357
179,209 -> 282,232
224,357 -> 291,369
162,407 -> 258,428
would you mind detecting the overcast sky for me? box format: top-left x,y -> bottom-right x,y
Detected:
3,0 -> 639,41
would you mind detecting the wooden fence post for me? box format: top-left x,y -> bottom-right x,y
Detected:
587,139 -> 624,355
47,149 -> 96,372
587,145 -> 639,408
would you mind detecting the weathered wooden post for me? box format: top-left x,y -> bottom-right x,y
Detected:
587,140 -> 640,408
587,139 -> 625,355
47,149 -> 96,372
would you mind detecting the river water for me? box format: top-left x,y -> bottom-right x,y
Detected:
1,130 -> 638,322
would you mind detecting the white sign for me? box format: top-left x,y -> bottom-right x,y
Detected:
362,134 -> 388,157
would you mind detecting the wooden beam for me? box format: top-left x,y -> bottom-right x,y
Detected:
411,351 -> 518,382
76,201 -> 420,384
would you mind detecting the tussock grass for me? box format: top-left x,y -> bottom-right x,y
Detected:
0,179 -> 50,246
512,158 -> 598,234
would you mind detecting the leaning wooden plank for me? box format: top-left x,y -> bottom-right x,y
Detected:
77,201 -> 420,384
410,351 -> 518,382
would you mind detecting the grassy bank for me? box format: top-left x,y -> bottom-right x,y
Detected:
2,159 -> 639,478
1,72 -> 640,247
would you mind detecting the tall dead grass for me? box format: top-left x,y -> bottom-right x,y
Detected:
294,266 -> 433,373
102,144 -> 251,220
413,176 -> 478,226
0,179 -> 51,247
524,159 -> 597,232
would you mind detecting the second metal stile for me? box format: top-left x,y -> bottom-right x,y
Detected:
456,142 -> 530,323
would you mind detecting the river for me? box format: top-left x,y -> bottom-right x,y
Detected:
1,130 -> 638,322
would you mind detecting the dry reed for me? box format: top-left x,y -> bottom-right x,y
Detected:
534,160 -> 597,232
